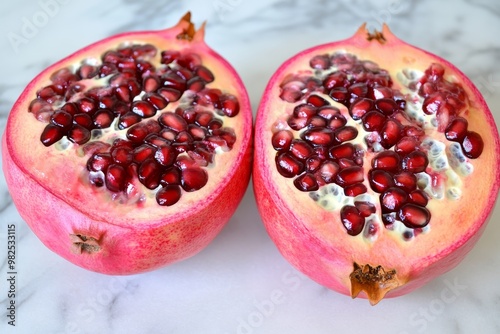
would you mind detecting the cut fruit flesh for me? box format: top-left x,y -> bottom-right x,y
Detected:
253,24 -> 500,304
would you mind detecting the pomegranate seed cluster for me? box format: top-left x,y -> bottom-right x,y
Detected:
28,43 -> 240,206
273,52 -> 483,239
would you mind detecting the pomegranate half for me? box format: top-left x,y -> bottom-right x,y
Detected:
253,24 -> 500,304
2,13 -> 252,275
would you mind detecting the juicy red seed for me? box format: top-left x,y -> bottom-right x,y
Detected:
37,85 -> 60,102
380,187 -> 408,212
306,94 -> 329,107
105,164 -> 126,192
115,85 -> 131,103
187,77 -> 205,92
138,158 -> 162,189
354,201 -> 376,218
398,204 -> 431,228
370,85 -> 393,100
307,116 -> 328,128
40,124 -> 64,146
179,107 -> 197,124
118,112 -> 142,130
287,116 -> 308,131
111,147 -> 132,165
272,130 -> 294,152
219,94 -> 240,117
401,151 -> 429,173
302,127 -> 335,146
368,169 -> 394,193
87,153 -> 113,172
51,110 -> 73,129
29,98 -> 52,114
188,124 -> 207,140
329,87 -> 348,103
293,103 -> 317,119
181,168 -> 208,192
280,87 -> 302,103
349,82 -> 368,99
143,75 -> 161,93
323,72 -> 347,90
290,140 -> 314,161
131,101 -> 156,118
177,53 -> 202,70
329,143 -> 355,160
309,54 -> 331,70
408,189 -> 429,206
374,98 -> 398,116
156,185 -> 182,206
174,68 -> 194,81
404,126 -> 425,138
338,158 -> 357,169
395,136 -> 419,156
293,173 -> 319,191
380,119 -> 403,149
132,144 -> 155,163
316,161 -> 340,183
327,114 -> 347,130
194,65 -> 214,83
99,63 -> 118,77
161,50 -> 180,64
445,117 -> 468,142
335,166 -> 364,187
372,151 -> 400,173
67,125 -> 91,145
334,126 -> 358,143
188,148 -> 213,166
92,109 -> 114,129
154,145 -> 177,166
305,155 -> 323,172
382,213 -> 396,226
349,98 -> 374,120
162,71 -> 187,91
99,96 -> 116,109
145,134 -> 170,148
143,93 -> 168,110
175,131 -> 193,143
340,205 -> 365,236
158,112 -> 188,132
77,64 -> 98,79
194,112 -> 213,127
73,113 -> 93,129
393,171 -> 417,192
461,131 -> 483,159
275,152 -> 304,178
317,105 -> 340,120
160,167 -> 181,186
78,97 -> 97,114
127,123 -> 151,143
344,183 -> 367,197
361,110 -> 386,132
426,63 -> 445,78
211,128 -> 236,149
157,87 -> 182,102
422,92 -> 445,115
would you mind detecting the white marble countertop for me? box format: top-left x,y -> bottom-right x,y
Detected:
1,0 -> 499,333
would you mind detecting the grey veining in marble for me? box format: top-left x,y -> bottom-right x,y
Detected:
0,0 -> 499,333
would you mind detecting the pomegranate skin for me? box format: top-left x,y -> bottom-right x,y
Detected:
2,13 -> 253,275
253,24 -> 500,304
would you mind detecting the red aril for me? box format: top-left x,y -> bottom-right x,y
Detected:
2,13 -> 252,275
253,24 -> 500,305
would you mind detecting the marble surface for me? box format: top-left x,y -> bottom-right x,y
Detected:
1,0 -> 500,333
